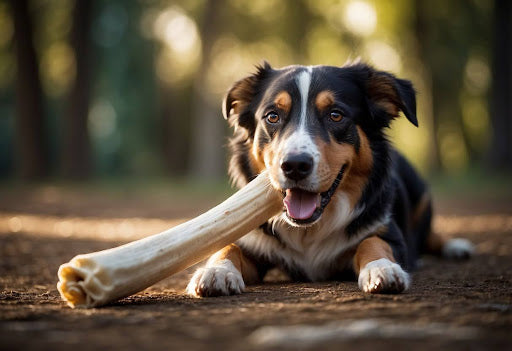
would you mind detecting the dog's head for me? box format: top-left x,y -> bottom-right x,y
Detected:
224,62 -> 417,227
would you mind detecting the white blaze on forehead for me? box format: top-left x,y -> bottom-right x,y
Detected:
281,67 -> 316,153
296,68 -> 312,130
278,67 -> 320,185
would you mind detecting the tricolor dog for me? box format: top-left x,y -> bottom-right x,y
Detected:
187,62 -> 474,297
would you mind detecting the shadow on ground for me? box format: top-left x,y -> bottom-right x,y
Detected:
0,189 -> 511,350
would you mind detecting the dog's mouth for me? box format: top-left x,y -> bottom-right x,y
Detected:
282,164 -> 347,225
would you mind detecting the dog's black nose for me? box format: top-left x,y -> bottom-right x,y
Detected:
281,153 -> 314,181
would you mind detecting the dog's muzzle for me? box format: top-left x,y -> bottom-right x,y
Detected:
282,164 -> 347,225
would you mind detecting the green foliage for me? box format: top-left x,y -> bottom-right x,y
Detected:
0,0 -> 500,181
90,0 -> 160,176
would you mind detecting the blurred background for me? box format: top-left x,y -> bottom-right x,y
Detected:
0,0 -> 510,190
1,3 -> 511,348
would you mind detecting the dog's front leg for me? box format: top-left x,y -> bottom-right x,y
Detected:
186,244 -> 259,297
353,233 -> 410,294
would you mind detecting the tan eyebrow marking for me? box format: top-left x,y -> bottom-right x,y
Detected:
274,91 -> 292,114
367,74 -> 399,116
315,90 -> 335,112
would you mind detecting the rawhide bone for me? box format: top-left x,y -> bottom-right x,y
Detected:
57,171 -> 281,308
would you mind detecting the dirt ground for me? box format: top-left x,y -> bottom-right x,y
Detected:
0,186 -> 511,350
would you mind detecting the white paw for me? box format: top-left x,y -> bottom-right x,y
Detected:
442,238 -> 475,259
186,259 -> 245,297
358,258 -> 410,294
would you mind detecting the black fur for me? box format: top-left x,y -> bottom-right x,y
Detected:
225,62 -> 431,281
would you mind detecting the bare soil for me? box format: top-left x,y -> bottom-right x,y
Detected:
0,187 -> 511,350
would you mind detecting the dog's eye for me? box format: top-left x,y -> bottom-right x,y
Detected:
266,111 -> 280,124
329,110 -> 343,122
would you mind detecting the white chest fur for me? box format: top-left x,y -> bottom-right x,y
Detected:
238,192 -> 388,281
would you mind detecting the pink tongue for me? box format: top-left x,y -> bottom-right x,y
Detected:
283,189 -> 318,220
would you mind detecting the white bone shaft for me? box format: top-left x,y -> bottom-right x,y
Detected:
57,171 -> 281,308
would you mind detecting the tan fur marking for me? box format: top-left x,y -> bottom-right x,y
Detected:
263,137 -> 281,188
315,90 -> 335,112
210,244 -> 260,284
275,91 -> 292,114
315,138 -> 353,190
353,235 -> 395,274
411,192 -> 430,226
231,101 -> 240,115
249,152 -> 265,174
425,232 -> 447,256
250,130 -> 267,173
317,127 -> 373,208
314,138 -> 353,224
367,74 -> 400,116
344,127 -> 373,207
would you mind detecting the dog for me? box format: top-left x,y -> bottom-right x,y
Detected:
187,62 -> 474,297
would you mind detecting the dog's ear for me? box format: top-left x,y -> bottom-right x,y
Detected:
222,61 -> 273,130
353,63 -> 417,127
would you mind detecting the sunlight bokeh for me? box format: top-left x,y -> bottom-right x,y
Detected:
364,40 -> 402,73
0,3 -> 13,49
153,6 -> 201,84
40,42 -> 75,97
461,97 -> 490,151
439,128 -> 469,172
0,0 -> 500,180
154,7 -> 199,55
207,35 -> 294,96
88,99 -> 117,140
306,25 -> 351,65
464,55 -> 490,95
229,0 -> 285,20
343,0 -> 377,36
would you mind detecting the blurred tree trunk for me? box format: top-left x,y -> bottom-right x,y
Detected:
62,0 -> 93,179
413,0 -> 441,172
10,0 -> 48,179
160,85 -> 190,174
286,0 -> 311,62
414,0 -> 476,171
189,0 -> 225,180
489,0 -> 512,170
